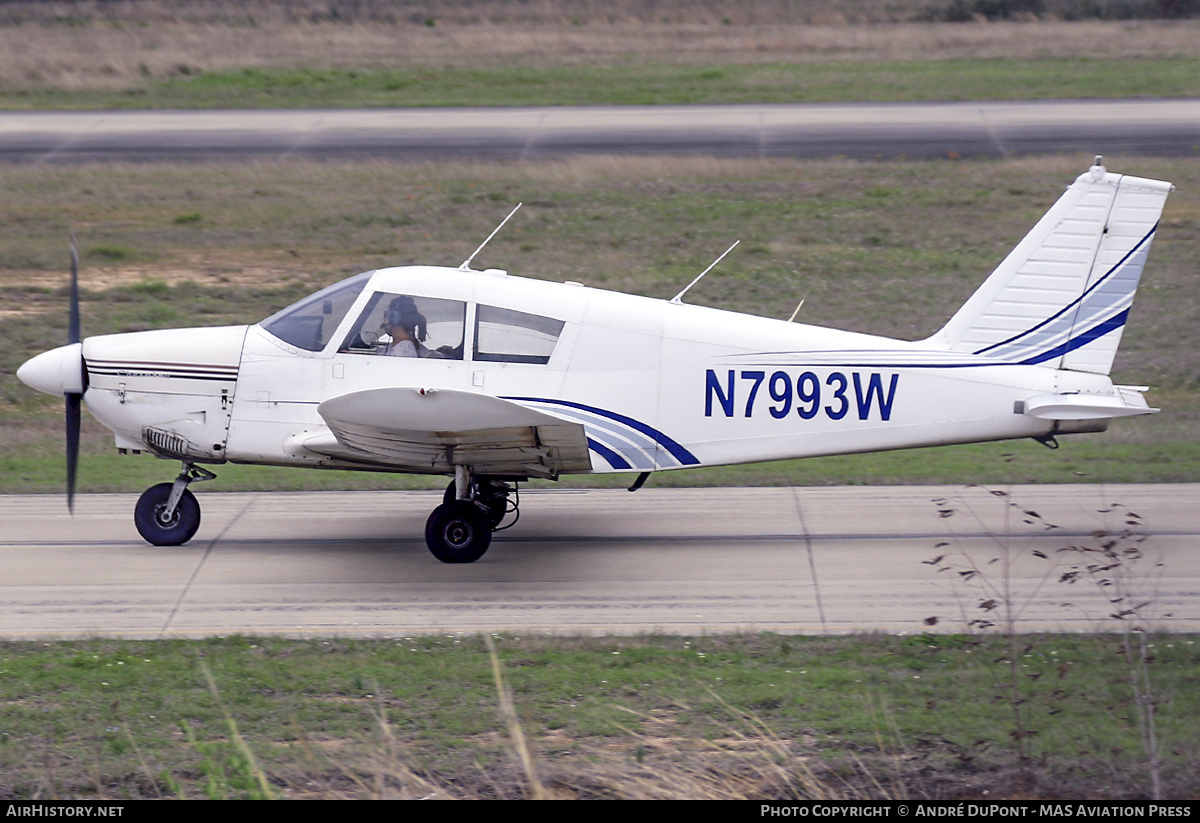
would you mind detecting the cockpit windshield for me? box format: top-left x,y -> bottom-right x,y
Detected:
259,271 -> 373,352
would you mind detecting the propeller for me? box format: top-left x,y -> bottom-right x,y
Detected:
66,238 -> 82,513
15,238 -> 88,514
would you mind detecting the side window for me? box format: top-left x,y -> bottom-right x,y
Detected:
474,305 -> 565,365
340,293 -> 466,359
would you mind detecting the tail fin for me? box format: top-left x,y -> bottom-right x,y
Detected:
927,159 -> 1172,375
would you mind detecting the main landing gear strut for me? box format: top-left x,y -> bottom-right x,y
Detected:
424,466 -> 518,564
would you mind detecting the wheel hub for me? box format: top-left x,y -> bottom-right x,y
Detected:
154,505 -> 180,528
444,520 -> 473,548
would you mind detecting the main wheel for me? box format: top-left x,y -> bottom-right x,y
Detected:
425,501 -> 493,563
134,482 -> 201,546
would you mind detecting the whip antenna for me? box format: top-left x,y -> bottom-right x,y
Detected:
460,203 -> 523,270
670,240 -> 739,304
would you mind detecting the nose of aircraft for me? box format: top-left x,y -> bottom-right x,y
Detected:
17,342 -> 85,396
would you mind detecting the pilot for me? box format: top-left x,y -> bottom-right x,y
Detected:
381,296 -> 427,358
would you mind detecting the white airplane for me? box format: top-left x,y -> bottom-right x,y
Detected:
18,158 -> 1172,563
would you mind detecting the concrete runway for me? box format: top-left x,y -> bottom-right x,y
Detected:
1,484 -> 1196,639
2,99 -> 1198,162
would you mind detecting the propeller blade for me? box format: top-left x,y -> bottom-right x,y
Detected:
69,237 -> 81,345
66,238 -> 83,514
66,392 -> 81,514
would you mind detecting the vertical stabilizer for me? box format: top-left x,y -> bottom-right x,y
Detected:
927,160 -> 1172,375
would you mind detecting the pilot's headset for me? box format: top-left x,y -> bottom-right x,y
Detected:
384,296 -> 428,342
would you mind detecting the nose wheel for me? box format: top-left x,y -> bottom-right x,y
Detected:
133,463 -> 214,546
134,483 -> 201,546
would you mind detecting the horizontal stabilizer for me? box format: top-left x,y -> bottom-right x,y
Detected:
1020,386 -> 1158,421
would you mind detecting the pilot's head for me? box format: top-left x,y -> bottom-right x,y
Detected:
384,296 -> 427,342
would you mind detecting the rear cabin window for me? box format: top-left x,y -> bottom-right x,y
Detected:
474,306 -> 565,365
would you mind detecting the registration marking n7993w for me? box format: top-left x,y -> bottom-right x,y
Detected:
705,369 -> 900,421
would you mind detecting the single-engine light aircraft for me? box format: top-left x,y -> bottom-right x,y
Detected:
18,159 -> 1172,562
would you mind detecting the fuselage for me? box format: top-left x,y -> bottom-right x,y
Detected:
68,265 -> 1121,477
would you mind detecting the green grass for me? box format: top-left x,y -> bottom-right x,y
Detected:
4,433 -> 1199,496
0,633 -> 1195,798
4,58 -> 1199,109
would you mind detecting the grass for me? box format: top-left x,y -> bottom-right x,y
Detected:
3,433 -> 1200,496
2,154 -> 1198,492
6,58 -> 1200,109
0,633 -> 1195,799
2,0 -> 1200,109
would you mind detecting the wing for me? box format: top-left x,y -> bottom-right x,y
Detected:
287,387 -> 592,478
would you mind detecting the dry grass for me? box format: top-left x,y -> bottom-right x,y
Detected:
0,0 -> 975,28
338,667 -> 863,801
1,0 -> 1199,92
346,722 -> 854,800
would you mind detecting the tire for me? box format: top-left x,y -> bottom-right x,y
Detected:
425,501 -> 493,563
134,482 -> 201,546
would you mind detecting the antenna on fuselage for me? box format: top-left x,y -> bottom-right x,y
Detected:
787,286 -> 813,322
787,261 -> 824,321
669,240 -> 740,305
459,203 -> 523,271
